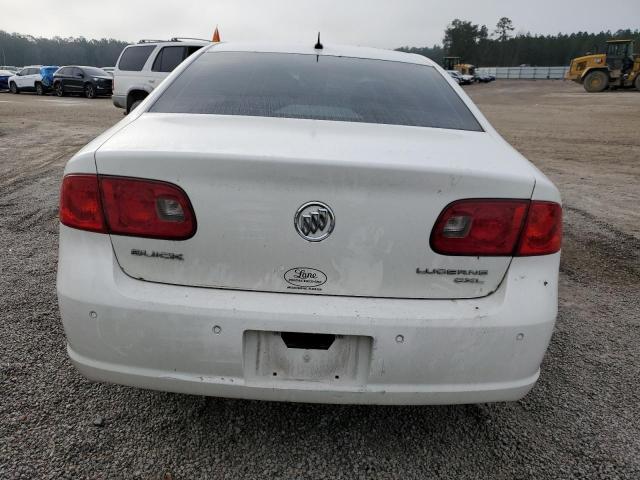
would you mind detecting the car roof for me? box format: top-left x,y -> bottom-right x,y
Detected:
204,42 -> 437,66
130,39 -> 210,47
64,66 -> 106,69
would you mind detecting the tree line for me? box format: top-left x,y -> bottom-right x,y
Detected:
398,18 -> 640,67
0,30 -> 127,67
1,21 -> 639,69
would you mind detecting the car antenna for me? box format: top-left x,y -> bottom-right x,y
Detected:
314,32 -> 323,50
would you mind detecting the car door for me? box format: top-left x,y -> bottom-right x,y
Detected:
56,67 -> 73,92
27,68 -> 40,90
15,68 -> 28,88
67,67 -> 81,93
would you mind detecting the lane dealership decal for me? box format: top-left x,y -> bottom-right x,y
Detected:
284,267 -> 327,290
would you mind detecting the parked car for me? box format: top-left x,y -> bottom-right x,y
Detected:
112,38 -> 208,113
446,70 -> 462,84
53,66 -> 113,98
8,65 -> 59,95
460,73 -> 475,84
446,70 -> 473,85
475,73 -> 496,83
58,42 -> 562,405
0,65 -> 18,73
0,70 -> 14,90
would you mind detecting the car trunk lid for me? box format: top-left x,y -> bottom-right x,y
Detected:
94,114 -> 536,299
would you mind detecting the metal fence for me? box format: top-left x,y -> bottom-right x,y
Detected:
477,66 -> 570,80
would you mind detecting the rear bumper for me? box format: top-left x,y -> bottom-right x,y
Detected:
57,226 -> 559,405
112,94 -> 126,109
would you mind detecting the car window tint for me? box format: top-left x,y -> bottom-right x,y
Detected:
150,52 -> 483,131
186,46 -> 203,57
152,46 -> 187,72
118,45 -> 155,71
83,67 -> 108,76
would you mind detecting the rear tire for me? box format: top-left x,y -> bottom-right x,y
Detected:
128,99 -> 143,113
84,83 -> 96,99
55,82 -> 65,97
35,82 -> 44,96
583,70 -> 609,93
635,75 -> 640,91
9,82 -> 19,94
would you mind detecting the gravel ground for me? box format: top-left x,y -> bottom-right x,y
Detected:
1,83 -> 639,479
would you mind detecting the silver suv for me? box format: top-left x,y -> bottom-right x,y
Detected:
112,38 -> 208,113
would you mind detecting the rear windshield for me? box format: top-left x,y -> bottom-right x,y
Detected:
149,52 -> 483,131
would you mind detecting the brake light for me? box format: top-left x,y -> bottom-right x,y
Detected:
431,199 -> 561,256
59,174 -> 196,240
60,175 -> 107,233
516,201 -> 562,256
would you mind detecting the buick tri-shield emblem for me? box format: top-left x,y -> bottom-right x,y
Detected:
294,202 -> 335,242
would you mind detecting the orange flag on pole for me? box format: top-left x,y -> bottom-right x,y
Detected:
212,26 -> 221,42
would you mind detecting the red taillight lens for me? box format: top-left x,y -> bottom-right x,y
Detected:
431,199 -> 562,257
59,174 -> 196,240
431,200 -> 529,256
516,201 -> 562,256
60,174 -> 107,233
100,176 -> 196,240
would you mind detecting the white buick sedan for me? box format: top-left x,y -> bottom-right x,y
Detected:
57,42 -> 561,404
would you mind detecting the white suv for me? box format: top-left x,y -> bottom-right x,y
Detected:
112,38 -> 208,113
9,66 -> 42,94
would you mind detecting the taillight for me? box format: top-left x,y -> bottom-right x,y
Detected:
516,201 -> 562,256
431,199 -> 561,257
59,174 -> 196,240
60,175 -> 107,233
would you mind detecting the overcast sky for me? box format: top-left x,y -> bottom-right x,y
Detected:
2,0 -> 639,48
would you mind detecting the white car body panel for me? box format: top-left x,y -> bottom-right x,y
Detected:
58,42 -> 561,404
95,114 -> 537,299
58,225 -> 558,404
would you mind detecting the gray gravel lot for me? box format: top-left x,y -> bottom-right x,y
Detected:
1,83 -> 639,479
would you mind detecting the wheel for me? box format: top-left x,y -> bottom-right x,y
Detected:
35,82 -> 44,96
128,99 -> 143,113
84,83 -> 96,99
583,70 -> 609,93
635,74 -> 640,91
55,82 -> 65,97
9,82 -> 19,94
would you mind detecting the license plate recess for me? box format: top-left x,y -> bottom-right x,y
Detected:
243,330 -> 372,386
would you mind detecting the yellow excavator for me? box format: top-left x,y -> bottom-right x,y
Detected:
443,57 -> 477,76
566,39 -> 640,92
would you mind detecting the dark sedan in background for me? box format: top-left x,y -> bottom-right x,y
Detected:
53,66 -> 113,98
